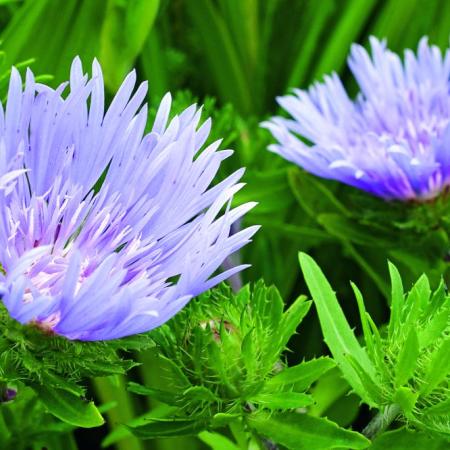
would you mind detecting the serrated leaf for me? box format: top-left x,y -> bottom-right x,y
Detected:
422,396 -> 450,416
418,305 -> 449,349
265,357 -> 335,391
35,385 -> 104,428
258,284 -> 284,333
299,253 -> 377,405
129,417 -> 207,439
420,337 -> 450,396
388,262 -> 404,339
249,392 -> 313,410
369,427 -> 449,450
346,355 -> 383,405
241,329 -> 257,378
351,281 -> 376,360
395,328 -> 419,387
277,296 -> 311,353
247,411 -> 369,450
402,274 -> 431,329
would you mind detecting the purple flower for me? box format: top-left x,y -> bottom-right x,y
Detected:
264,37 -> 450,200
0,58 -> 258,341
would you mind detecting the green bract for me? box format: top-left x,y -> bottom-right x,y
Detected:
300,253 -> 450,439
0,302 -> 153,429
114,282 -> 369,450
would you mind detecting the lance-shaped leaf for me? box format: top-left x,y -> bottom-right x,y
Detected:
265,357 -> 335,391
128,417 -> 208,440
299,253 -> 378,406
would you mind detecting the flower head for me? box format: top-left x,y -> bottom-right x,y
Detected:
265,37 -> 450,200
0,58 -> 258,341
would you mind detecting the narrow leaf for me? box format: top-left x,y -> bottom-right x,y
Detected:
420,337 -> 450,395
395,328 -> 419,387
388,261 -> 403,339
299,253 -> 376,405
351,281 -> 375,360
129,418 -> 207,439
266,357 -> 335,391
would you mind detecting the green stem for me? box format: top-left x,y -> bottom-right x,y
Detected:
93,376 -> 144,450
362,404 -> 401,440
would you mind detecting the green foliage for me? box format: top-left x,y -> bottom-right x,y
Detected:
290,169 -> 450,294
129,282 -> 318,415
247,410 -> 369,450
369,427 -> 449,450
99,0 -> 159,91
0,301 -> 153,428
300,253 -> 450,439
102,282 -> 369,449
0,0 -> 158,93
1,1 -> 450,448
0,386 -> 76,450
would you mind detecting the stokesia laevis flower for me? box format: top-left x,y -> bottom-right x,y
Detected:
0,58 -> 258,341
264,37 -> 450,200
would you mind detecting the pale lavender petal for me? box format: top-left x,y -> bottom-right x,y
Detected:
0,57 -> 257,341
265,37 -> 450,201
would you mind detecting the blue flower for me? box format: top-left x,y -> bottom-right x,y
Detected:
264,37 -> 450,200
0,58 -> 258,341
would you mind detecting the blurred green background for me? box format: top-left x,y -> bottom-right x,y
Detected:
0,0 -> 449,448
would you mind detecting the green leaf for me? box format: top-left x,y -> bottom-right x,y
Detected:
241,329 -> 257,379
265,357 -> 335,391
395,328 -> 419,387
419,303 -> 448,348
369,427 -> 449,450
388,262 -> 404,338
100,0 -> 160,90
128,417 -> 207,439
351,281 -> 376,360
276,296 -> 311,355
420,337 -> 450,396
247,411 -> 370,450
311,0 -> 377,79
35,385 -> 104,428
423,396 -> 450,416
185,0 -> 253,114
198,431 -> 241,450
299,253 -> 377,405
402,274 -> 431,328
249,392 -> 313,410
